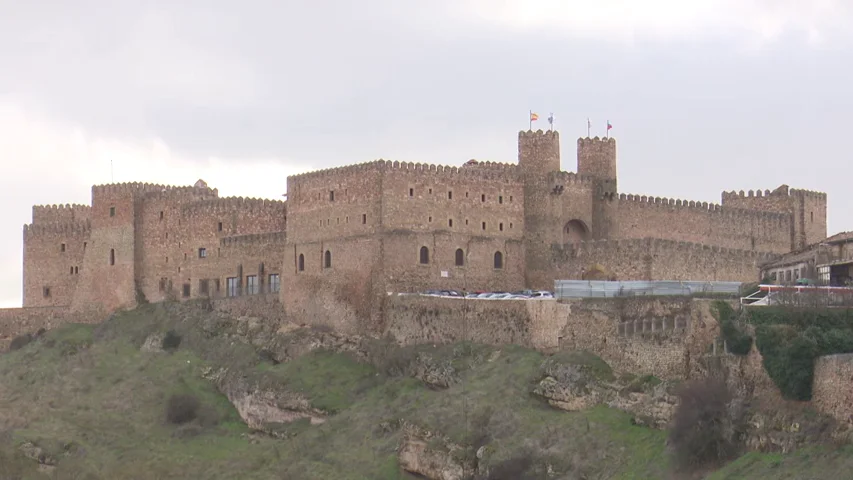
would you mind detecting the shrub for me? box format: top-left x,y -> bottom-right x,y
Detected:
668,378 -> 741,470
8,333 -> 33,351
712,301 -> 752,355
165,393 -> 200,425
161,330 -> 182,351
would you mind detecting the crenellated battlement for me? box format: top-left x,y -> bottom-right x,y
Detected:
181,196 -> 287,216
92,182 -> 218,197
23,220 -> 91,239
381,159 -> 518,181
569,237 -> 780,260
288,160 -> 384,182
32,204 -> 92,224
619,193 -> 790,223
577,136 -> 616,146
722,185 -> 827,201
518,129 -> 559,140
219,231 -> 286,247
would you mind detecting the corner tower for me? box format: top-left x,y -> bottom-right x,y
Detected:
577,137 -> 618,239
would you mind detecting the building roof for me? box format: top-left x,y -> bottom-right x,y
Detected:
823,231 -> 853,245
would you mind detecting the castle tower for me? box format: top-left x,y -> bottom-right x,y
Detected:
518,130 -> 560,176
577,137 -> 618,239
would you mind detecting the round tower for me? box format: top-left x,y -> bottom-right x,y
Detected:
577,137 -> 618,239
518,130 -> 560,176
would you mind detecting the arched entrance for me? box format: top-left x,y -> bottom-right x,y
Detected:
563,219 -> 590,243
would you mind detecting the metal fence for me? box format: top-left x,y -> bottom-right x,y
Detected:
553,280 -> 743,299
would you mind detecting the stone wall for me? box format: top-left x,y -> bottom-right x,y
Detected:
552,238 -> 777,282
812,353 -> 853,423
211,293 -> 285,329
0,307 -> 84,350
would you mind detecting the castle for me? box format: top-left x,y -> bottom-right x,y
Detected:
16,130 -> 826,333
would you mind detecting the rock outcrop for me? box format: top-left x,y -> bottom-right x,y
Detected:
397,422 -> 475,480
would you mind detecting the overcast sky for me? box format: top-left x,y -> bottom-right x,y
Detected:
1,0 -> 851,307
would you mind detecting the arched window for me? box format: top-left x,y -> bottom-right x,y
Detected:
493,251 -> 503,269
109,248 -> 115,266
324,250 -> 332,268
455,248 -> 464,266
298,253 -> 305,272
419,246 -> 429,264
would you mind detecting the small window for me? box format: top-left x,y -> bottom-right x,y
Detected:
499,196 -> 503,204
448,191 -> 453,200
494,251 -> 504,269
481,194 -> 486,202
419,246 -> 429,264
482,222 -> 486,230
448,219 -> 453,227
199,279 -> 210,295
70,266 -> 74,275
43,287 -> 51,298
510,195 -> 513,202
184,253 -> 187,260
324,250 -> 332,268
159,211 -> 164,220
109,248 -> 115,266
269,274 -> 281,293
510,223 -> 514,229
428,216 -> 432,223
455,248 -> 464,266
182,283 -> 191,298
60,243 -> 66,252
362,214 -> 367,224
429,188 -> 432,194
246,275 -> 258,295
83,242 -> 87,250
466,192 -> 469,198
109,206 -> 115,217
465,219 -> 469,225
409,188 -> 414,197
811,211 -> 814,222
198,248 -> 207,258
329,190 -> 335,201
298,254 -> 305,272
74,266 -> 78,274
499,223 -> 504,231
218,222 -> 223,232
214,278 -> 221,292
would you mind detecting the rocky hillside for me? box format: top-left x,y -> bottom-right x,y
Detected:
0,300 -> 851,479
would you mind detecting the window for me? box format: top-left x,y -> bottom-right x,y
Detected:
43,287 -> 51,298
159,211 -> 164,220
409,188 -> 414,197
811,211 -> 814,222
466,192 -> 469,198
419,246 -> 429,264
329,190 -> 335,201
298,253 -> 305,272
481,194 -> 486,202
74,266 -> 78,274
109,249 -> 115,266
448,219 -> 453,227
429,188 -> 432,194
214,278 -> 221,293
109,206 -> 116,217
428,216 -> 432,223
182,283 -> 191,298
499,195 -> 503,204
510,196 -> 513,202
83,242 -> 87,250
455,248 -> 464,266
510,223 -> 514,229
465,219 -> 469,225
448,191 -> 453,200
499,223 -> 504,231
198,248 -> 207,258
60,243 -> 66,252
494,251 -> 504,269
218,222 -> 223,232
324,250 -> 332,268
70,266 -> 74,275
184,253 -> 187,260
246,275 -> 258,295
362,213 -> 367,224
199,279 -> 209,295
226,277 -> 239,297
482,222 -> 486,230
269,274 -> 280,293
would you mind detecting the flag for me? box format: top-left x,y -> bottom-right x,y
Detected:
530,112 -> 539,121
607,120 -> 612,131
547,113 -> 554,125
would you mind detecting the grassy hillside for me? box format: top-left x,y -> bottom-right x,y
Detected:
0,303 -> 851,479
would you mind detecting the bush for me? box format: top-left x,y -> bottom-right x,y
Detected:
161,330 -> 182,351
668,378 -> 741,470
712,301 -> 752,355
8,333 -> 33,351
165,394 -> 200,425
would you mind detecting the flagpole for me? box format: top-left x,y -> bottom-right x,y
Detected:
587,118 -> 590,138
529,110 -> 532,131
606,120 -> 609,138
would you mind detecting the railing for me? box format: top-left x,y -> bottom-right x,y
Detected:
742,284 -> 853,308
553,280 -> 743,299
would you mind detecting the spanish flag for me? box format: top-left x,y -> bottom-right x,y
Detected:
530,111 -> 539,121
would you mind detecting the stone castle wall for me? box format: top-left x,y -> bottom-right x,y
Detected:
0,307 -> 87,350
551,238 -> 778,282
721,186 -> 827,249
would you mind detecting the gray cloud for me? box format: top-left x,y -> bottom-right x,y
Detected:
1,1 -> 852,306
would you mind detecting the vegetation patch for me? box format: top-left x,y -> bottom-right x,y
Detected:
712,300 -> 752,355
749,307 -> 853,400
